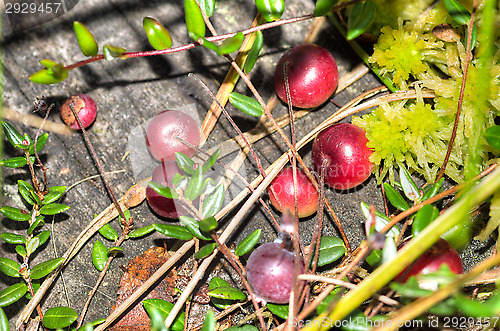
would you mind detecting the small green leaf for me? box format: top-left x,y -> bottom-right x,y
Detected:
267,303 -> 289,319
24,282 -> 40,300
360,202 -> 400,238
185,0 -> 206,38
43,306 -> 78,329
36,230 -> 50,246
98,223 -> 119,241
129,225 -> 155,238
0,258 -> 21,278
195,243 -> 217,259
172,173 -> 184,188
43,186 -> 67,205
314,0 -> 338,17
0,283 -> 28,307
143,299 -> 185,331
148,182 -> 179,199
421,177 -> 444,201
92,240 -> 108,271
208,286 -> 246,300
399,167 -> 421,201
175,152 -> 196,175
346,0 -> 375,40
381,237 -> 397,264
102,44 -> 127,61
27,218 -> 45,235
0,206 -> 31,221
118,209 -> 132,228
412,204 -> 439,237
255,0 -> 285,22
18,180 -> 35,205
0,308 -> 8,331
30,257 -> 64,279
184,167 -> 203,201
15,245 -> 26,259
202,185 -> 225,219
235,229 -> 261,256
202,149 -> 221,173
315,236 -> 346,267
244,31 -> 263,73
209,277 -> 231,309
229,92 -> 264,117
39,203 -> 70,215
143,17 -> 173,50
198,0 -> 215,17
217,32 -> 244,56
28,132 -> 49,154
74,21 -> 98,57
76,318 -> 106,331
485,125 -> 500,151
383,183 -> 409,211
153,223 -> 194,240
26,237 -> 40,257
29,65 -> 69,85
196,36 -> 220,52
2,121 -> 24,147
30,190 -> 43,206
199,216 -> 218,233
0,157 -> 28,168
0,233 -> 26,244
366,249 -> 382,267
200,310 -> 216,331
444,0 -> 471,25
107,246 -> 124,255
179,216 -> 212,241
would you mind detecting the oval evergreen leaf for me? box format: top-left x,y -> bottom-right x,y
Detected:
202,185 -> 225,219
148,181 -> 179,199
199,217 -> 218,233
179,216 -> 212,241
314,0 -> 338,17
316,236 -> 346,267
201,310 -> 216,331
74,21 -> 98,56
255,0 -> 285,22
143,17 -> 173,50
28,132 -> 49,154
2,121 -> 23,146
194,243 -> 217,259
27,218 -> 45,235
184,167 -> 203,201
209,276 -> 229,290
217,32 -> 244,56
202,149 -> 221,173
444,0 -> 471,25
18,180 -> 35,205
29,67 -> 69,85
39,203 -> 70,215
102,44 -> 127,61
0,283 -> 28,307
208,286 -> 246,300
244,31 -> 263,73
143,299 -> 185,331
267,303 -> 289,319
153,223 -> 194,240
92,240 -> 108,271
98,223 -> 119,241
412,204 -> 439,237
485,125 -> 500,151
0,207 -> 31,221
229,92 -> 264,117
421,177 -> 444,201
128,225 -> 155,238
15,245 -> 26,259
0,258 -> 20,278
26,237 -> 40,257
0,233 -> 26,244
0,308 -> 8,331
185,0 -> 206,38
198,0 -> 215,17
43,186 -> 67,205
0,157 -> 28,168
107,246 -> 124,255
235,229 -> 261,256
383,183 -> 409,211
36,230 -> 50,246
175,152 -> 196,175
346,0 -> 375,40
30,257 -> 64,279
43,306 -> 78,329
399,167 -> 421,201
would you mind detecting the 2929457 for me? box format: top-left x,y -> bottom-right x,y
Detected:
5,1 -> 63,14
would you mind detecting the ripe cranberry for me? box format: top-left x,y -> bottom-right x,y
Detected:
274,44 -> 338,108
246,241 -> 305,304
396,238 -> 463,284
146,161 -> 187,219
268,167 -> 319,218
312,123 -> 373,190
146,110 -> 200,162
60,94 -> 97,129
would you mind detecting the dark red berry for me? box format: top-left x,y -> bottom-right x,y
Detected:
268,167 -> 319,218
312,123 -> 373,190
274,44 -> 338,108
60,94 -> 97,129
146,110 -> 200,162
146,161 -> 187,219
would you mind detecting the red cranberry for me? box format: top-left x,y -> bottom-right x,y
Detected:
146,161 -> 187,219
268,167 -> 319,218
312,123 -> 373,190
60,94 -> 97,129
146,110 -> 200,162
274,44 -> 338,108
246,241 -> 305,304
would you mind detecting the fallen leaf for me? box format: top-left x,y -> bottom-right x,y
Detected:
432,23 -> 461,42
